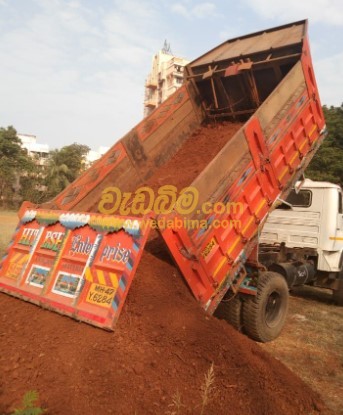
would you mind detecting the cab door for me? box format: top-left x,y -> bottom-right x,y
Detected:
332,189 -> 343,261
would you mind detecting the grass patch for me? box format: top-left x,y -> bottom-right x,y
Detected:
261,287 -> 343,415
0,210 -> 18,257
165,363 -> 216,415
12,390 -> 45,415
200,363 -> 215,415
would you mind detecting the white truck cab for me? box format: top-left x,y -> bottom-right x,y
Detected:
259,179 -> 343,304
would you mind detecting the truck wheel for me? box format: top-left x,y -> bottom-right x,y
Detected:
214,294 -> 242,331
242,271 -> 289,342
333,277 -> 343,306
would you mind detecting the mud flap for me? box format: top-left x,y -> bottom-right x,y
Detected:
0,209 -> 151,330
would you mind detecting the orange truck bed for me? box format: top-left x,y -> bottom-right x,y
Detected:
0,20 -> 326,330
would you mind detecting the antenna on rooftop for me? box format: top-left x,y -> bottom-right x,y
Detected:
162,39 -> 173,55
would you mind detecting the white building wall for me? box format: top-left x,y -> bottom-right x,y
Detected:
85,146 -> 109,167
18,133 -> 50,166
18,133 -> 108,168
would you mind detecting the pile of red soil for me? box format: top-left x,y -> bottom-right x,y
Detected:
0,234 -> 326,415
0,122 -> 328,414
146,122 -> 243,190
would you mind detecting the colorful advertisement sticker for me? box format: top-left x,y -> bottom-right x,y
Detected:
0,209 -> 151,331
52,272 -> 83,298
26,265 -> 50,288
44,227 -> 102,303
75,226 -> 147,327
0,220 -> 42,284
18,222 -> 68,294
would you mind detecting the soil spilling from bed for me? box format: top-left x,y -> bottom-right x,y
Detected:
0,122 -> 326,414
145,122 -> 243,191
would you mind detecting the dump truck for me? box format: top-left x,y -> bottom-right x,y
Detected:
0,20 -> 327,342
260,179 -> 343,305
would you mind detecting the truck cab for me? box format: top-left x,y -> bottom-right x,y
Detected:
260,179 -> 343,303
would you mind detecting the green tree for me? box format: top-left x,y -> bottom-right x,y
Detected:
44,143 -> 90,199
19,155 -> 48,204
306,104 -> 343,185
0,126 -> 33,207
48,143 -> 89,182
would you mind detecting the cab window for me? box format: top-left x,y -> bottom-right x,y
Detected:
281,189 -> 312,208
338,192 -> 342,214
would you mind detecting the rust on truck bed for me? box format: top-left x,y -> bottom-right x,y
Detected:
186,20 -> 306,120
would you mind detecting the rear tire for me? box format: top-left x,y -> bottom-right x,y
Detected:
215,294 -> 242,331
333,275 -> 343,306
242,271 -> 289,342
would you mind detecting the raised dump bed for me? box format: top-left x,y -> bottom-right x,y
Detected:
0,20 -> 326,340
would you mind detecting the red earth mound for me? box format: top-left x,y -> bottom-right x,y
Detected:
0,233 -> 326,415
0,122 -> 329,414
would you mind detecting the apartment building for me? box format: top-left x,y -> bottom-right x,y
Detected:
144,45 -> 189,117
18,134 -> 49,166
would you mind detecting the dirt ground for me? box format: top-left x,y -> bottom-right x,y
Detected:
261,286 -> 343,415
0,211 -> 338,415
0,120 -> 342,415
0,235 -> 324,415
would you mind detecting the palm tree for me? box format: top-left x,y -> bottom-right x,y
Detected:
45,152 -> 71,199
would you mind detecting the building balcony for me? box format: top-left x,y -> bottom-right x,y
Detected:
145,76 -> 157,88
144,98 -> 157,108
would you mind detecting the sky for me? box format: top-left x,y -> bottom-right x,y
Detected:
0,0 -> 342,151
